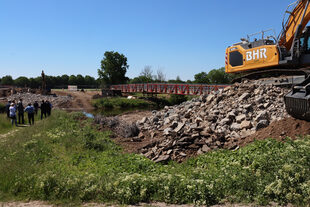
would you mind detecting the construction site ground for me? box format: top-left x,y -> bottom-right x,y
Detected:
52,89 -> 101,112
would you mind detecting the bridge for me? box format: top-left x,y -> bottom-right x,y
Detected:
110,83 -> 230,95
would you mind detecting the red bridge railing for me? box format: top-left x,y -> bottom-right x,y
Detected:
110,83 -> 230,95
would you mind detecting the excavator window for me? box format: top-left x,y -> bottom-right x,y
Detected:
229,51 -> 243,67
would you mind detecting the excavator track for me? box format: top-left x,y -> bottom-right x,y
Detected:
233,68 -> 310,84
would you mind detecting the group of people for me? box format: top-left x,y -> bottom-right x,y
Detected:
5,99 -> 52,126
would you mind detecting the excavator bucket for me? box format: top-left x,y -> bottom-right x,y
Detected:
284,75 -> 310,121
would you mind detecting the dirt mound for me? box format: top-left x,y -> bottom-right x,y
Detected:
239,117 -> 310,145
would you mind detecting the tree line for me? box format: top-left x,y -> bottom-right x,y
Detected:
98,51 -> 237,86
0,74 -> 99,89
0,51 -> 237,89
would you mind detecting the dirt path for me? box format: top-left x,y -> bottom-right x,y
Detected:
53,90 -> 101,112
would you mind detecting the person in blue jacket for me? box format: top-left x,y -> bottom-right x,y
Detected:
24,103 -> 35,125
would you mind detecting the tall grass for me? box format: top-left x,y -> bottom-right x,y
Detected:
0,111 -> 310,205
0,113 -> 13,134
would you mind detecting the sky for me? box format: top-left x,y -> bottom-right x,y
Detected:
0,0 -> 295,81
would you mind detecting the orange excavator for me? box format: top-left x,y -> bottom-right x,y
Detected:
225,0 -> 310,121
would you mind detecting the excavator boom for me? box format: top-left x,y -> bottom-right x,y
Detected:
279,0 -> 310,51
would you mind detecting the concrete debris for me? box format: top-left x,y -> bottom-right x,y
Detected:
6,92 -> 73,109
135,82 -> 289,162
94,115 -> 139,138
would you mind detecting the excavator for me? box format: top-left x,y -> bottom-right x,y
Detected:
225,0 -> 310,121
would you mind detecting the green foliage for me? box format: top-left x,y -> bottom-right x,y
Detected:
98,51 -> 129,86
194,72 -> 209,84
168,94 -> 188,105
1,112 -> 310,205
92,97 -> 155,109
0,113 -> 12,134
194,67 -> 237,84
14,76 -> 30,87
1,75 -> 14,85
130,76 -> 154,84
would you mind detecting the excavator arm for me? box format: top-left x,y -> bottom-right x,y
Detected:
278,0 -> 310,51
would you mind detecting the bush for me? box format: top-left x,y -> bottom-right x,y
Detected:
92,97 -> 155,109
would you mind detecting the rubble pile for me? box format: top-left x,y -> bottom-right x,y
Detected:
136,83 -> 290,162
94,115 -> 139,138
6,93 -> 73,109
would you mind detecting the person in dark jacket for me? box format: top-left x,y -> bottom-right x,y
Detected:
40,100 -> 47,120
17,99 -> 25,124
24,103 -> 35,125
33,101 -> 39,115
46,101 -> 52,116
5,100 -> 11,118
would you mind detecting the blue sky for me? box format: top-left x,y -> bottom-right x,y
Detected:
0,0 -> 294,80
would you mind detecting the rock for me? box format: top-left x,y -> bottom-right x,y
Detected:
174,122 -> 185,133
201,145 -> 211,152
141,117 -> 148,123
240,120 -> 252,129
220,118 -> 231,125
154,155 -> 170,163
231,123 -> 241,131
163,128 -> 173,135
138,132 -> 144,139
255,111 -> 269,122
256,120 -> 269,131
206,94 -> 215,103
170,121 -> 178,129
152,117 -> 159,123
236,114 -> 246,123
238,92 -> 250,101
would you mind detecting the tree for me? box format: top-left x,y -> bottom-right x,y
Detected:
168,76 -> 185,83
98,51 -> 129,86
68,75 -> 77,85
140,65 -> 154,80
194,72 -> 210,84
76,74 -> 85,86
155,69 -> 166,82
130,76 -> 153,84
1,75 -> 14,85
85,75 -> 96,87
61,75 -> 69,86
207,67 -> 232,84
14,76 -> 30,87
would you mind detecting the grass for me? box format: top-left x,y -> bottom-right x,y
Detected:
0,113 -> 12,134
0,111 -> 50,135
92,97 -> 156,109
1,111 -> 310,205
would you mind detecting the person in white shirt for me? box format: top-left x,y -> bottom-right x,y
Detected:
9,103 -> 18,126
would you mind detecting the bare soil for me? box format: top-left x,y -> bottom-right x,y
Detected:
239,117 -> 310,146
53,90 -> 101,111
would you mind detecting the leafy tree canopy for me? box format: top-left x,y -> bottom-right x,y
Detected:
1,75 -> 14,85
98,51 -> 129,86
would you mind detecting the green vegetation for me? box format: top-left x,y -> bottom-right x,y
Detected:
0,113 -> 12,134
0,103 -> 5,113
92,97 -> 156,109
1,111 -> 310,205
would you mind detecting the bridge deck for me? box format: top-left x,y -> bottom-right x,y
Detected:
110,83 -> 230,95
